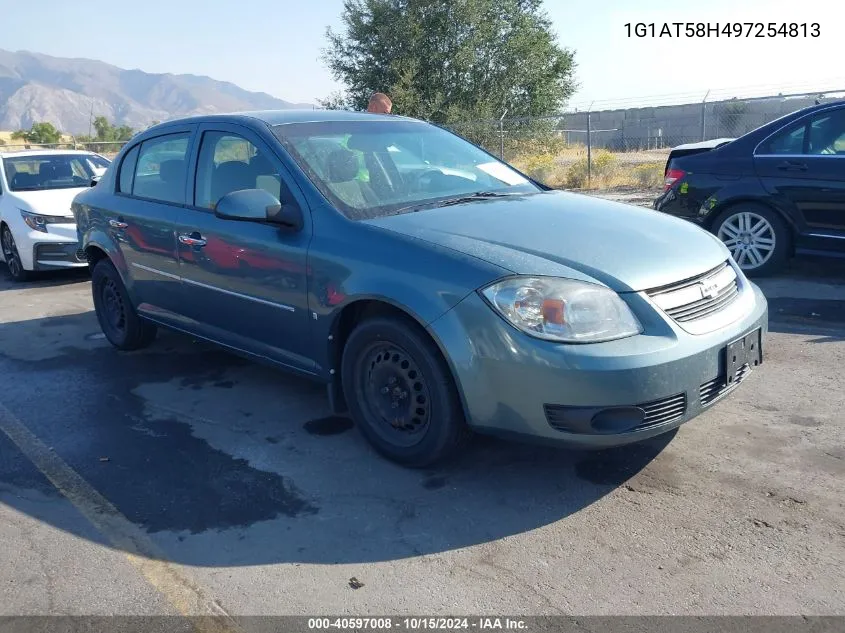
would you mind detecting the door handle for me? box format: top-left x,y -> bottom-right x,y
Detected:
109,218 -> 128,229
178,233 -> 207,247
776,161 -> 808,171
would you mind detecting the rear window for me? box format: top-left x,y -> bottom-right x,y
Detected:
130,134 -> 190,204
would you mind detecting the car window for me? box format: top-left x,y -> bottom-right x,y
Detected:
1,154 -> 95,191
807,109 -> 845,155
131,133 -> 190,204
273,120 -> 538,221
118,145 -> 140,193
194,131 -> 286,209
759,124 -> 805,155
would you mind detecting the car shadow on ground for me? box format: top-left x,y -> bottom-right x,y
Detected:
0,309 -> 677,567
0,265 -> 90,291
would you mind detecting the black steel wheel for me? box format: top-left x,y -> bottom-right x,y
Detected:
357,340 -> 432,447
342,315 -> 470,467
91,259 -> 157,350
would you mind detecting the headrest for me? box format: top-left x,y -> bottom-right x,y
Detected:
324,148 -> 360,183
249,153 -> 275,176
52,162 -> 73,178
159,159 -> 185,183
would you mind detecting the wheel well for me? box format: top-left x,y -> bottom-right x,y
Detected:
327,300 -> 446,414
84,245 -> 108,268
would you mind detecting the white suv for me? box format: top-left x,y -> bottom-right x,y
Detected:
0,150 -> 111,281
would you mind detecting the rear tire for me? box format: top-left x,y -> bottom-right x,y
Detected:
712,203 -> 790,277
91,259 -> 157,350
341,316 -> 470,467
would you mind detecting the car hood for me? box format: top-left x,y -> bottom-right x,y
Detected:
364,190 -> 730,292
10,187 -> 87,218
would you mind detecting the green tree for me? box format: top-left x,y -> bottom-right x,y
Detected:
11,122 -> 63,144
322,0 -> 576,124
89,116 -> 136,142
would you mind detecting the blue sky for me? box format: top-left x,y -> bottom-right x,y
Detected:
3,0 -> 841,108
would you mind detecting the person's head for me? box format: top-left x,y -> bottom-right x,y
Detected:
367,92 -> 392,114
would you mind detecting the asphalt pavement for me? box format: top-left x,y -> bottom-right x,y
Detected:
0,257 -> 843,616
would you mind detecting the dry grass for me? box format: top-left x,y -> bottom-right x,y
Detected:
510,142 -> 669,191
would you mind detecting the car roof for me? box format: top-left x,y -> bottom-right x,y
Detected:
0,149 -> 103,159
145,109 -> 421,132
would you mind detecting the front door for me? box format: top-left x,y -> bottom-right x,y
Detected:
175,123 -> 314,372
754,107 -> 845,253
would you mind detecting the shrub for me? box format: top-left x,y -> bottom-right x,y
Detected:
564,149 -> 617,188
631,162 -> 664,188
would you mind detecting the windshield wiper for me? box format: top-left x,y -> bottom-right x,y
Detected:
436,191 -> 517,208
387,191 -> 520,217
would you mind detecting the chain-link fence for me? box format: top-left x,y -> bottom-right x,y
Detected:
2,88 -> 842,195
446,89 -> 845,191
0,140 -> 127,158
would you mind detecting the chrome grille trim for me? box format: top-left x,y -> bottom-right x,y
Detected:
647,261 -> 740,324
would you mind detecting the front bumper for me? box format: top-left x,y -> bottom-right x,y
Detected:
5,214 -> 86,271
32,241 -> 88,270
427,282 -> 768,448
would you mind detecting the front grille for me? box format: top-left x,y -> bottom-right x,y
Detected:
700,363 -> 753,407
638,392 -> 687,428
543,392 -> 687,433
647,261 -> 740,323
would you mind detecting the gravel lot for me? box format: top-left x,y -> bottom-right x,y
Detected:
1,199 -> 844,616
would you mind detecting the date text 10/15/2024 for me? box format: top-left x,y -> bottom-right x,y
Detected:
624,22 -> 820,38
308,618 -> 528,630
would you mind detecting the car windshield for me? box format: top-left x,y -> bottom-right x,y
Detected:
272,120 -> 540,220
3,154 -> 96,192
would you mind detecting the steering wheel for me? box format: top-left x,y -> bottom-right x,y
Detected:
406,168 -> 449,193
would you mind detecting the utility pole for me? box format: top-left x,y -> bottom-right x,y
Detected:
88,99 -> 94,139
499,109 -> 508,160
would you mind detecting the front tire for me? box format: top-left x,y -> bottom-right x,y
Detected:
91,259 -> 157,350
341,316 -> 470,467
712,203 -> 790,276
2,225 -> 31,282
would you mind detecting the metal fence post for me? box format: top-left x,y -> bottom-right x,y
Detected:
701,89 -> 710,141
586,107 -> 592,187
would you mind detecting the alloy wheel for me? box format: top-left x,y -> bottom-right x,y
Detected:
2,228 -> 24,279
717,211 -> 776,270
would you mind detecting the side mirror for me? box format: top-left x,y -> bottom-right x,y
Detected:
214,188 -> 303,231
90,175 -> 102,187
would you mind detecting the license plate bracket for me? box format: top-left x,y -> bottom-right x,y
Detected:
724,328 -> 762,385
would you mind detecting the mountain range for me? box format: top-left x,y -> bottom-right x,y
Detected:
0,49 -> 312,135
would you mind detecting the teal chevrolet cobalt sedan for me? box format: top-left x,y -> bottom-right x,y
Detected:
72,110 -> 768,467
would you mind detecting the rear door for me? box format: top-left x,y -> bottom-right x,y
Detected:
754,107 -> 845,251
112,127 -> 196,317
175,123 -> 314,372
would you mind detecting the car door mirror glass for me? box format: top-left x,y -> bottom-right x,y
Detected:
214,188 -> 302,230
90,174 -> 102,187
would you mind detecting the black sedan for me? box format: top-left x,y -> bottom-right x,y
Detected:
654,100 -> 845,275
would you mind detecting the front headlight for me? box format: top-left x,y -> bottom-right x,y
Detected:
480,277 -> 643,343
20,209 -> 68,233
